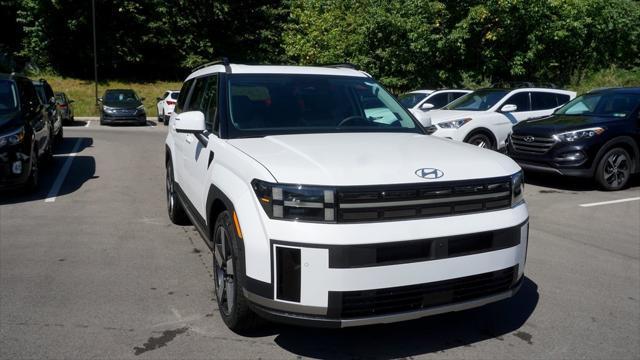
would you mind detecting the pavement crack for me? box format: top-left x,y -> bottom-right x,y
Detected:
133,327 -> 189,356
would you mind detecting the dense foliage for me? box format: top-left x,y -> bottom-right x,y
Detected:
2,0 -> 639,91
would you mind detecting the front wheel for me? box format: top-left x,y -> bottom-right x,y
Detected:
465,132 -> 495,150
213,211 -> 258,332
596,147 -> 631,191
166,160 -> 190,225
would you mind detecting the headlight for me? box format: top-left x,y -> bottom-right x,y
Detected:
511,171 -> 525,207
103,106 -> 116,114
553,127 -> 604,142
0,127 -> 26,148
437,118 -> 472,129
252,180 -> 336,222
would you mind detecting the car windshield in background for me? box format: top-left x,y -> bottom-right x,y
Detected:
227,75 -> 421,137
0,80 -> 18,113
444,89 -> 509,111
105,90 -> 140,104
33,85 -> 47,104
170,92 -> 179,100
55,94 -> 65,103
555,92 -> 640,118
399,92 -> 427,108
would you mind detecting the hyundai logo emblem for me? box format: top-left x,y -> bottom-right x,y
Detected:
415,168 -> 444,179
524,136 -> 535,143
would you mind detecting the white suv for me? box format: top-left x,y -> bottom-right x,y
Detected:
399,89 -> 472,113
422,87 -> 576,150
156,90 -> 179,125
165,61 -> 529,330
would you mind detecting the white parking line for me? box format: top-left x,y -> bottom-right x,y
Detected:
579,197 -> 640,208
44,138 -> 84,203
84,121 -> 90,128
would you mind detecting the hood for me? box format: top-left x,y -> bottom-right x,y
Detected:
228,133 -> 520,186
0,110 -> 23,131
513,114 -> 615,137
102,100 -> 142,109
427,110 -> 484,124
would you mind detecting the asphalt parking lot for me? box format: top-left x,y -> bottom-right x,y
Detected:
1,121 -> 639,359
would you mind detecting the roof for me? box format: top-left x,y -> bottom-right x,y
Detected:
407,89 -> 435,95
588,87 -> 640,94
187,64 -> 370,81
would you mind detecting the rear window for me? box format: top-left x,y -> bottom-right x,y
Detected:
531,92 -> 558,110
0,80 -> 18,112
170,92 -> 179,100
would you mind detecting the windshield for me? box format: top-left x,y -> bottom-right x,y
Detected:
104,90 -> 140,104
556,92 -> 640,118
0,80 -> 19,113
226,75 -> 422,137
399,92 -> 428,108
444,89 -> 509,111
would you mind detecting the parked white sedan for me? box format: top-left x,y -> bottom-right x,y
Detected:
156,90 -> 179,125
420,87 -> 576,150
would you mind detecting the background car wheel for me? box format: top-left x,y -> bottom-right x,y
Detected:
465,132 -> 495,150
596,147 -> 631,191
166,160 -> 190,225
213,211 -> 258,333
163,110 -> 168,126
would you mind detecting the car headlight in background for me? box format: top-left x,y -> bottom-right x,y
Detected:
103,106 -> 116,114
553,127 -> 604,142
0,127 -> 26,148
511,171 -> 525,207
437,118 -> 472,129
252,180 -> 336,222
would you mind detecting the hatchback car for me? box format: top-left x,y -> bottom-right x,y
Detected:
55,92 -> 75,124
156,90 -> 179,125
99,89 -> 147,126
508,87 -> 640,190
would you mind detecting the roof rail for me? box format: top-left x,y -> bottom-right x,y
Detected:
192,57 -> 231,74
320,63 -> 358,70
489,81 -> 558,89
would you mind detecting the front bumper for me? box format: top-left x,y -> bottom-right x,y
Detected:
506,138 -> 597,177
241,205 -> 529,327
101,112 -> 147,124
0,144 -> 32,188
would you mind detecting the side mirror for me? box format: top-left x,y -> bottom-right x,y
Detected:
409,109 -> 431,127
175,111 -> 206,134
420,102 -> 435,110
501,104 -> 518,112
69,100 -> 74,104
97,97 -> 103,103
140,97 -> 146,101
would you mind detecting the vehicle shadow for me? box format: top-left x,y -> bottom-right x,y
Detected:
65,120 -> 88,127
250,277 -> 538,359
524,171 -> 640,191
0,137 -> 97,205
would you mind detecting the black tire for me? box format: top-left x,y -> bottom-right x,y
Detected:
163,110 -> 168,126
595,147 -> 632,191
166,160 -> 190,225
24,141 -> 39,191
465,132 -> 495,150
213,211 -> 259,332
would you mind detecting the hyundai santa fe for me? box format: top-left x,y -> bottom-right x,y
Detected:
165,61 -> 529,330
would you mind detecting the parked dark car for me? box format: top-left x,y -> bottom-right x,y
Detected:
0,73 -> 54,190
33,79 -> 63,143
55,92 -> 75,124
507,87 -> 640,190
99,89 -> 146,126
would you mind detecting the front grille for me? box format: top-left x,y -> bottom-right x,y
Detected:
335,266 -> 517,318
511,134 -> 557,154
336,177 -> 512,223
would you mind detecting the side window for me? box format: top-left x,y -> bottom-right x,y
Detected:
503,92 -> 530,112
203,75 -> 218,132
425,93 -> 450,108
175,79 -> 193,114
556,94 -> 571,106
44,83 -> 54,103
186,78 -> 206,112
531,92 -> 559,110
17,80 -> 38,113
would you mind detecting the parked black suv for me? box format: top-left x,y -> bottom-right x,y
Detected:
99,89 -> 147,126
0,73 -> 54,190
507,87 -> 640,190
33,79 -> 63,143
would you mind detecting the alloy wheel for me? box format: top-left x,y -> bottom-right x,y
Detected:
603,151 -> 629,188
166,165 -> 175,215
213,226 -> 235,316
